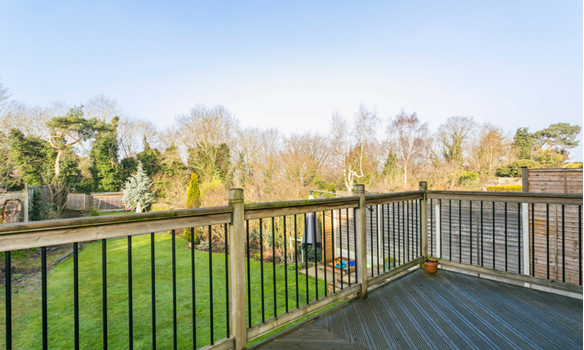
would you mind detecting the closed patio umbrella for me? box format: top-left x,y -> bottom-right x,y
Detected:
301,195 -> 322,251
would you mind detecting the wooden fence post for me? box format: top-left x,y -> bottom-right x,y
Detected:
228,188 -> 247,349
521,167 -> 530,275
354,184 -> 368,299
419,181 -> 428,259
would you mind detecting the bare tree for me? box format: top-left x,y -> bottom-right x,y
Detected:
175,105 -> 239,175
84,95 -> 121,123
330,105 -> 379,191
279,132 -> 328,199
117,117 -> 159,158
386,111 -> 430,186
469,123 -> 515,178
436,116 -> 477,164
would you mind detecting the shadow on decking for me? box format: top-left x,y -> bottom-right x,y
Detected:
257,269 -> 583,350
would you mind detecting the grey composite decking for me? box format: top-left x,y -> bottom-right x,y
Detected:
258,269 -> 583,350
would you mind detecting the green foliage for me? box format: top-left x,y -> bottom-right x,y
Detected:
534,148 -> 569,167
160,144 -> 188,176
89,117 -> 122,192
183,228 -> 201,245
122,162 -> 155,211
496,160 -> 541,177
89,206 -> 100,216
137,138 -> 161,176
187,143 -> 231,183
565,162 -> 583,169
487,185 -> 522,192
9,129 -> 57,185
534,123 -> 581,150
513,127 -> 534,160
120,157 -> 139,182
458,171 -> 479,185
46,106 -> 107,141
186,172 -> 201,208
382,152 -> 400,178
74,178 -> 94,194
30,188 -> 42,221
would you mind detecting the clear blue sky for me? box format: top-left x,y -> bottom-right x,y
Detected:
1,1 -> 582,160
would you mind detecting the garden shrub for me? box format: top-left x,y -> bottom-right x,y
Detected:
486,185 -> 522,192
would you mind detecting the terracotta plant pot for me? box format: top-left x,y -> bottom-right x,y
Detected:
423,259 -> 439,273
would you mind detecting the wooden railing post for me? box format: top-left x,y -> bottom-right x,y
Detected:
228,188 -> 247,349
354,184 -> 368,299
521,167 -> 530,275
419,181 -> 428,259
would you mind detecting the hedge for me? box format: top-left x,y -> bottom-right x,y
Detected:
486,185 -> 522,192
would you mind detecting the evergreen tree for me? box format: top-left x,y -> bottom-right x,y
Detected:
137,137 -> 161,176
122,162 -> 155,213
187,142 -> 231,183
30,188 -> 42,221
512,127 -> 534,160
9,129 -> 57,185
89,117 -> 122,192
120,157 -> 139,182
186,172 -> 201,208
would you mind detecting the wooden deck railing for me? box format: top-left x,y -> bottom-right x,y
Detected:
1,183 -> 582,349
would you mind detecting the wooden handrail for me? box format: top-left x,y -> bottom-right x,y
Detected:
426,190 -> 583,205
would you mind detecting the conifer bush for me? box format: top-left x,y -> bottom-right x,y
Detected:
186,172 -> 201,208
122,162 -> 155,213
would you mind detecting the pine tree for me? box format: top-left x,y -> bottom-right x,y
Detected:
186,172 -> 201,208
122,162 -> 155,213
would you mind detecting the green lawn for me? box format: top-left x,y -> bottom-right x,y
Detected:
0,233 -> 327,349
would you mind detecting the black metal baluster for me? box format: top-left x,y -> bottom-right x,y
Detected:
370,207 -> 374,276
377,205 -> 380,275
246,221 -> 252,327
102,239 -> 108,350
294,215 -> 299,308
353,208 -> 357,283
42,246 -> 47,350
128,236 -> 133,350
172,230 -> 177,350
284,216 -> 288,311
562,205 -> 565,283
532,203 -> 535,277
579,205 -> 582,285
225,224 -> 230,338
304,214 -> 309,305
518,203 -> 521,274
397,202 -> 401,266
392,203 -> 396,268
336,209 -> 340,292
323,212 -> 327,297
459,200 -> 462,264
382,204 -> 386,272
5,251 -> 11,350
406,201 -> 410,262
314,212 -> 318,300
505,202 -> 508,272
272,217 -> 277,316
208,226 -> 214,344
347,208 -> 351,285
493,202 -> 496,270
260,219 -> 265,321
430,199 -> 433,257
191,228 -> 196,347
470,201 -> 473,265
546,204 -> 550,280
449,200 -> 452,261
74,242 -> 79,350
151,233 -> 156,349
481,202 -> 484,267
416,200 -> 419,258
439,200 -> 442,259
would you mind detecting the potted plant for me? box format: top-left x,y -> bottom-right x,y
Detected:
423,257 -> 439,273
384,257 -> 395,270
